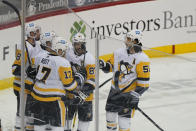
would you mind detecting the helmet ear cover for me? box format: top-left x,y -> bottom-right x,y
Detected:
134,38 -> 139,44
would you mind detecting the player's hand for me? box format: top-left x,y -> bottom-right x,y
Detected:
127,91 -> 140,109
75,66 -> 87,84
71,91 -> 87,105
26,65 -> 37,80
78,66 -> 87,80
62,95 -> 71,105
70,62 -> 81,73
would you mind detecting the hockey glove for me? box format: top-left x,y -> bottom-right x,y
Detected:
70,62 -> 81,73
74,67 -> 87,87
71,90 -> 88,105
26,66 -> 37,80
61,95 -> 71,105
99,59 -> 106,69
12,65 -> 21,76
99,59 -> 111,73
133,43 -> 142,53
82,83 -> 94,95
127,91 -> 140,109
78,66 -> 87,78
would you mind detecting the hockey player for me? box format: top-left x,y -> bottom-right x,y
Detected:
30,35 -> 87,131
99,30 -> 150,131
64,33 -> 95,131
12,23 -> 43,131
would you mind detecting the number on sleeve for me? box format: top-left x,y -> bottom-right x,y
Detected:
143,65 -> 150,73
64,71 -> 71,79
89,67 -> 95,75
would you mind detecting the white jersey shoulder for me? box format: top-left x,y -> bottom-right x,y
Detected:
34,52 -> 70,68
114,48 -> 127,56
84,52 -> 95,66
55,55 -> 71,68
133,52 -> 150,64
16,41 -> 42,59
66,47 -> 95,66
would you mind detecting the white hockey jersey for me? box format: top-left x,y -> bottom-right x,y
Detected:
66,46 -> 95,101
12,41 -> 42,94
31,52 -> 77,102
108,48 -> 150,93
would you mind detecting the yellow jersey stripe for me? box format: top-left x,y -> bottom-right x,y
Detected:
136,83 -> 149,88
13,85 -> 31,94
14,77 -> 34,85
85,93 -> 93,101
112,80 -> 137,93
58,100 -> 65,127
119,128 -> 130,131
107,122 -> 117,127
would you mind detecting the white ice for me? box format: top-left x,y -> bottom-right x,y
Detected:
0,53 -> 196,131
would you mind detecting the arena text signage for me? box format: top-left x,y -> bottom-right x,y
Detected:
0,0 -> 196,79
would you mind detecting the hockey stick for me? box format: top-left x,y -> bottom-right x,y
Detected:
99,77 -> 112,88
72,109 -> 77,128
2,0 -> 32,66
65,106 -> 70,130
2,0 -> 33,65
99,68 -> 128,89
137,107 -> 165,131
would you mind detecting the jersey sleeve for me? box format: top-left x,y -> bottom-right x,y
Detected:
12,45 -> 28,76
85,63 -> 95,88
101,53 -> 114,73
84,53 -> 95,88
58,63 -> 78,91
135,59 -> 150,95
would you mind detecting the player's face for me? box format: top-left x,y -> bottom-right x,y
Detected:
58,49 -> 64,56
125,37 -> 133,48
46,41 -> 52,48
74,42 -> 85,55
125,37 -> 138,48
29,31 -> 36,38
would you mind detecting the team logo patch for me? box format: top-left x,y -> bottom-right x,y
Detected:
135,30 -> 140,34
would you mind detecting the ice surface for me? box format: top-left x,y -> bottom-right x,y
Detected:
0,53 -> 196,131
